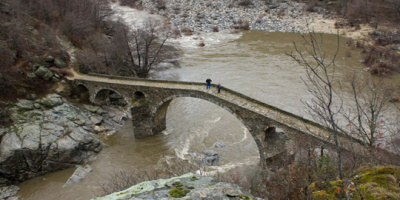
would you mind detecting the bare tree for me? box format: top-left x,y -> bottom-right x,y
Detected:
111,18 -> 179,78
287,27 -> 398,180
342,76 -> 392,147
287,30 -> 345,178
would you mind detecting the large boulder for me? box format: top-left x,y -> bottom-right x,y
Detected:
40,94 -> 63,108
16,99 -> 34,111
0,95 -> 111,184
45,56 -> 55,63
93,173 -> 264,200
34,66 -> 53,81
54,58 -> 67,68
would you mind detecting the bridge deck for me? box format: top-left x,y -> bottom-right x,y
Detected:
70,73 -> 368,156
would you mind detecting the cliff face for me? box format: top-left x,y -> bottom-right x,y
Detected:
93,173 -> 265,200
0,93 -> 128,185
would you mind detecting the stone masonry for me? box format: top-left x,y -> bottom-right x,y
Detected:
70,74 -> 397,168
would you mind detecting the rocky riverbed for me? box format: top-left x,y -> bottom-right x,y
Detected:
123,0 -> 335,34
0,93 -> 129,199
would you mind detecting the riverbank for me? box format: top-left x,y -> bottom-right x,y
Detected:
0,92 -> 129,199
117,0 -> 374,38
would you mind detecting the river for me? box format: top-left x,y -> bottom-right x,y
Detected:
17,29 -> 377,199
18,4 -> 400,199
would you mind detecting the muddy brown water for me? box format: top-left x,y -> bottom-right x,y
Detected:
17,31 -> 399,199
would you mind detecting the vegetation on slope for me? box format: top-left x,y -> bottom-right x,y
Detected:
304,0 -> 400,75
309,165 -> 400,200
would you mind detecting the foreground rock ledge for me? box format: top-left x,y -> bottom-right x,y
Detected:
93,173 -> 265,200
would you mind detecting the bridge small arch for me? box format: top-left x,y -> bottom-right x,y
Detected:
76,84 -> 89,93
94,88 -> 128,106
74,84 -> 90,103
134,91 -> 145,99
131,91 -> 146,107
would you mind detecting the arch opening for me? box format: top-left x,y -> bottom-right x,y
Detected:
134,91 -> 145,99
94,89 -> 128,106
152,96 -> 261,168
131,91 -> 146,107
74,84 -> 90,103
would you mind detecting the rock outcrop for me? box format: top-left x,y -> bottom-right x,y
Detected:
0,94 -> 127,185
93,173 -> 265,200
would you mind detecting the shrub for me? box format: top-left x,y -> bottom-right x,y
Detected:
370,30 -> 400,46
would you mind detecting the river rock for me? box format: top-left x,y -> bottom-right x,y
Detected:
90,116 -> 103,125
54,58 -> 67,68
96,108 -> 107,115
26,93 -> 37,101
34,66 -> 53,81
0,185 -> 19,199
93,173 -> 264,200
45,56 -> 55,63
84,104 -> 100,113
64,165 -> 92,186
16,99 -> 34,111
40,94 -> 63,108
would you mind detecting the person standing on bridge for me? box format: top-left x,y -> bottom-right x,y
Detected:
217,83 -> 221,93
206,78 -> 212,89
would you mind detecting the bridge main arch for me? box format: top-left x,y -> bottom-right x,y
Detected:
132,93 -> 288,167
150,94 -> 248,135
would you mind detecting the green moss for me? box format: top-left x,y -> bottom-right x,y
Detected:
169,188 -> 190,198
117,191 -> 129,195
190,176 -> 198,181
187,186 -> 195,189
310,166 -> 400,200
312,190 -> 336,200
172,181 -> 183,188
351,166 -> 400,200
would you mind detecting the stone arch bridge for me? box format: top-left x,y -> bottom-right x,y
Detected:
70,74 -> 374,168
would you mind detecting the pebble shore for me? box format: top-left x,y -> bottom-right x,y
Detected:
137,0 -> 335,34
